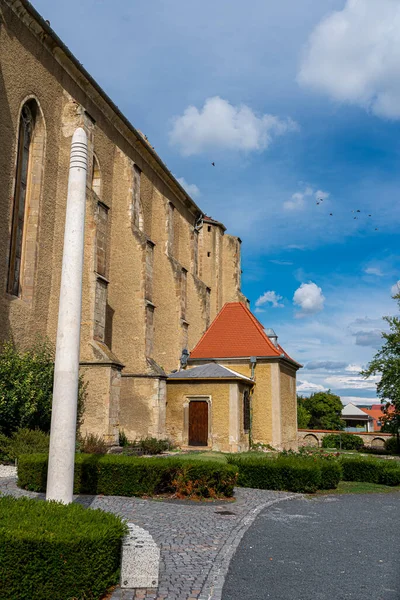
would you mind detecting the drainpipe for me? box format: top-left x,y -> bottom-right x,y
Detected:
46,128 -> 88,504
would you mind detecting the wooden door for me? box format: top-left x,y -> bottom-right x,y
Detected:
189,401 -> 208,446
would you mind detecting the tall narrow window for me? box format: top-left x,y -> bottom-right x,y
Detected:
181,268 -> 187,320
192,230 -> 199,276
7,104 -> 34,296
92,155 -> 102,198
94,202 -> 109,342
132,164 -> 143,231
243,390 -> 251,432
145,304 -> 155,357
205,287 -> 211,329
168,202 -> 175,254
145,241 -> 155,302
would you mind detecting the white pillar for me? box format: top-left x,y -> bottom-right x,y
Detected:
46,127 -> 88,504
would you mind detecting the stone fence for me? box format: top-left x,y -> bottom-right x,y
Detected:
298,429 -> 391,449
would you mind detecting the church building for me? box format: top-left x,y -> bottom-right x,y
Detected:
0,0 -> 299,450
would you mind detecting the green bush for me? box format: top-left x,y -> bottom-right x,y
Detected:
340,457 -> 400,485
78,433 -> 107,455
319,460 -> 342,490
0,495 -> 127,600
227,456 -> 326,493
0,340 -> 86,436
322,433 -> 364,450
17,454 -> 237,498
385,437 -> 400,455
0,428 -> 49,463
137,437 -> 172,454
118,429 -> 129,447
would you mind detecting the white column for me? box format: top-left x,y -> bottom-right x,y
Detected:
46,127 -> 88,504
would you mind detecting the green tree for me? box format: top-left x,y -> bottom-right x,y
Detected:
361,294 -> 400,451
0,339 -> 86,436
297,395 -> 311,429
302,390 -> 344,431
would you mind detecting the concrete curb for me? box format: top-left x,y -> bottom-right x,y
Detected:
120,522 -> 160,590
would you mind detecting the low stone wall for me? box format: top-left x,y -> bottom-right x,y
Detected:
298,429 -> 391,449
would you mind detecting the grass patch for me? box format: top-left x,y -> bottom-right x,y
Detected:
315,480 -> 400,495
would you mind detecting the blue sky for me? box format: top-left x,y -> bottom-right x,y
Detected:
32,0 -> 400,404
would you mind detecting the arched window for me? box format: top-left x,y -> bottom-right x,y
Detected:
131,164 -> 143,231
7,100 -> 44,298
92,154 -> 102,198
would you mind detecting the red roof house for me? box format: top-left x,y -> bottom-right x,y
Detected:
187,302 -> 301,450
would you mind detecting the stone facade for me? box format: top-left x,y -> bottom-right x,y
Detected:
0,0 -> 246,443
188,359 -> 299,451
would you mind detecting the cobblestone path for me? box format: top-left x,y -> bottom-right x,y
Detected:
0,470 -> 294,600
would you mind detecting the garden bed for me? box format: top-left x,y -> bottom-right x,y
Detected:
18,454 -> 237,500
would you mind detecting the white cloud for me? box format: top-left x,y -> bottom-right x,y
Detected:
353,329 -> 383,348
345,364 -> 363,373
297,380 -> 327,393
364,267 -> 383,276
169,96 -> 298,156
324,374 -> 380,390
293,282 -> 325,317
284,187 -> 313,210
269,259 -> 293,266
391,280 -> 400,296
286,244 -> 306,250
305,361 -> 348,371
255,290 -> 284,309
341,396 -> 377,406
175,177 -> 201,199
284,187 -> 329,210
298,0 -> 400,119
315,190 -> 329,201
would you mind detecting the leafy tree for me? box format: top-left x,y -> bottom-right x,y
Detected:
302,391 -> 344,431
361,294 -> 400,451
297,395 -> 311,429
0,339 -> 86,436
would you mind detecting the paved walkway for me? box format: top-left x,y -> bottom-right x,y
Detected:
0,470 -> 294,600
222,493 -> 400,600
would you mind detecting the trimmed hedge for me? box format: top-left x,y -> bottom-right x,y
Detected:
0,495 -> 127,600
18,454 -> 237,498
341,457 -> 400,486
322,433 -> 364,450
227,455 -> 340,493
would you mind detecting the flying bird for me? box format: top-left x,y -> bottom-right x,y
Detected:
356,210 -> 360,213
211,162 -> 215,167
329,213 -> 333,216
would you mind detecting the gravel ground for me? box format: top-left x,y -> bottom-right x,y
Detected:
0,473 -> 294,600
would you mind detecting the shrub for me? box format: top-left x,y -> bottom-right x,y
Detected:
227,455 -> 325,493
0,340 -> 86,436
0,495 -> 127,600
17,454 -> 237,499
340,457 -> 400,486
137,437 -> 172,454
385,437 -> 400,455
0,428 -> 49,463
78,433 -> 107,455
319,460 -> 342,490
362,446 -> 389,456
322,433 -> 364,451
119,429 -> 129,447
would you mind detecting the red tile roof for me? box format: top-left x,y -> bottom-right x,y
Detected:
190,302 -> 300,365
360,404 -> 394,431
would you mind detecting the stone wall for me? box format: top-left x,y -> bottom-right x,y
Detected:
298,429 -> 391,449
